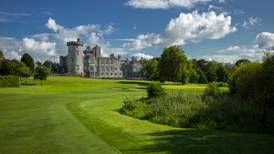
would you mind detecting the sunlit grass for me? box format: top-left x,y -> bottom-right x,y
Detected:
0,76 -> 272,154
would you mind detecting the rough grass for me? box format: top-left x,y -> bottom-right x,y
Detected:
0,76 -> 273,154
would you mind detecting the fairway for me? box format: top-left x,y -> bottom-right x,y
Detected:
0,76 -> 273,154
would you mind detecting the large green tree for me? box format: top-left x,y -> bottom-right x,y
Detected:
21,53 -> 34,72
0,59 -> 31,78
34,65 -> 50,85
43,60 -> 59,73
143,59 -> 159,80
235,59 -> 251,66
216,64 -> 229,82
158,46 -> 187,82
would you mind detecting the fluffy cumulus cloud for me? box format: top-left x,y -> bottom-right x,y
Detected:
0,36 -> 57,61
22,38 -> 56,57
256,32 -> 274,49
45,18 -> 120,57
132,52 -> 154,60
126,0 -> 211,9
124,11 -> 236,50
205,32 -> 274,63
46,17 -> 64,32
0,17 -> 122,61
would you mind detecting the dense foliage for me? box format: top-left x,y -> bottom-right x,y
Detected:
158,46 -> 187,82
21,53 -> 35,72
0,59 -> 31,78
0,75 -> 20,87
34,65 -> 50,85
142,59 -> 159,80
146,82 -> 166,98
43,60 -> 60,73
121,53 -> 274,133
143,46 -> 231,84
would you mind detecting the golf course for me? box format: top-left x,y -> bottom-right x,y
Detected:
0,76 -> 274,154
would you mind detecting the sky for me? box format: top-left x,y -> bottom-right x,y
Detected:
0,0 -> 274,63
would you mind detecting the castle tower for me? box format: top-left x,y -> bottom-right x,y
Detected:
67,38 -> 84,76
93,45 -> 101,57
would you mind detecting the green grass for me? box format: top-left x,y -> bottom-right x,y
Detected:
0,76 -> 273,154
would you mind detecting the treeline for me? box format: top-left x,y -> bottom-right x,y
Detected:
0,51 -> 57,87
122,46 -> 274,133
143,45 -> 249,84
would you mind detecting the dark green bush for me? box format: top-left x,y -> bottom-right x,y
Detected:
147,82 -> 166,98
204,82 -> 221,97
120,98 -> 148,119
147,92 -> 206,127
0,75 -> 20,88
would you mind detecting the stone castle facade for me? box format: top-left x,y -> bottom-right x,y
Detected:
59,38 -> 145,79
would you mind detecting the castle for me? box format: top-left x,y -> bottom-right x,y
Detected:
59,38 -> 146,79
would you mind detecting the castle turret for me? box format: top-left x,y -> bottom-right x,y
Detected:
94,45 -> 101,57
67,38 -> 84,76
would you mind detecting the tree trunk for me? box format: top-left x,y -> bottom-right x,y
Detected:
40,80 -> 42,86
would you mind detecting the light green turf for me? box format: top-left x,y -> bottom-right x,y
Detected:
0,76 -> 273,154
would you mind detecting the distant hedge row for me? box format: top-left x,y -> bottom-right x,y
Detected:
0,75 -> 20,88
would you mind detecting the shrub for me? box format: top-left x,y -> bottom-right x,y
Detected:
146,92 -> 207,127
147,82 -> 166,98
120,98 -> 147,119
204,82 -> 221,97
0,75 -> 20,88
229,62 -> 261,99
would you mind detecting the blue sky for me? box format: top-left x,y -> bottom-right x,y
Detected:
0,0 -> 274,62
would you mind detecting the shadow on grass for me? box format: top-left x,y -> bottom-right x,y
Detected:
117,81 -> 149,86
127,129 -> 274,154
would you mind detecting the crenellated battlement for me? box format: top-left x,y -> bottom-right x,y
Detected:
67,38 -> 83,46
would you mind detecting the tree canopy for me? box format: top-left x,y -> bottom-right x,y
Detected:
158,46 -> 187,82
21,53 -> 34,72
34,65 -> 50,85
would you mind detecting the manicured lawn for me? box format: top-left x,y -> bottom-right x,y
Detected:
0,76 -> 273,154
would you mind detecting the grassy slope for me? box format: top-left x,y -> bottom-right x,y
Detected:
0,76 -> 273,154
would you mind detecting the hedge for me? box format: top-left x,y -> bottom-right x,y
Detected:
0,75 -> 20,88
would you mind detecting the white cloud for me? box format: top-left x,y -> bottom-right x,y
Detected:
242,17 -> 259,29
126,0 -> 211,9
44,17 -> 122,57
204,32 -> 274,63
218,0 -> 226,4
124,11 -> 236,50
132,52 -> 154,60
22,37 -> 56,56
0,36 -> 59,61
0,18 -> 120,61
255,32 -> 274,49
46,17 -> 64,32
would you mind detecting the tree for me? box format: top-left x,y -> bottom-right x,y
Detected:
21,53 -> 34,72
34,66 -> 50,85
0,51 -> 3,73
158,46 -> 187,82
216,64 -> 229,82
229,62 -> 261,98
204,61 -> 219,82
43,60 -> 60,73
235,59 -> 251,66
16,65 -> 31,79
0,50 -> 3,60
143,59 -> 159,80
